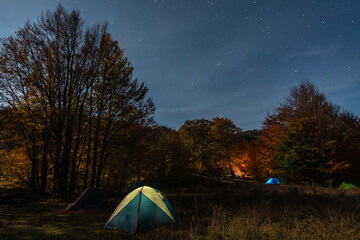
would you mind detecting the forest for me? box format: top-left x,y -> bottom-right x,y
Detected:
0,6 -> 359,198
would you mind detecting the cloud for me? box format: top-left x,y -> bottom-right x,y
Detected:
158,104 -> 210,113
284,45 -> 338,59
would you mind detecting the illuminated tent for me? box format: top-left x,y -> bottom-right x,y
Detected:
63,187 -> 110,213
339,182 -> 357,189
265,178 -> 280,184
104,186 -> 178,233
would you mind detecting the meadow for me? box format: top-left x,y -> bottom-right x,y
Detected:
1,178 -> 360,240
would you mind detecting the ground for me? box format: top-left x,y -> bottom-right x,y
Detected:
1,178 -> 360,239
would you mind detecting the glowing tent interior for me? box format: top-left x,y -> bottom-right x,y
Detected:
265,178 -> 280,185
104,186 -> 178,233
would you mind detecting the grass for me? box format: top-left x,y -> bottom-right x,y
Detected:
1,180 -> 360,239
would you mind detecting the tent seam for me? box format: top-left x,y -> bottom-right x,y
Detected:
134,187 -> 144,233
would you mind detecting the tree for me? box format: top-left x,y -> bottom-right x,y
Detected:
88,33 -> 155,189
179,118 -> 213,172
272,119 -> 326,182
0,5 -> 103,195
99,123 -> 152,192
210,117 -> 242,177
179,117 -> 243,176
261,82 -> 360,184
151,128 -> 191,180
0,5 -> 154,196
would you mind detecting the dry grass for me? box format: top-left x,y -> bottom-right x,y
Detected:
200,204 -> 359,240
1,181 -> 360,239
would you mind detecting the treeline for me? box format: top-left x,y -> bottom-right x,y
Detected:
176,82 -> 360,185
1,6 -> 360,196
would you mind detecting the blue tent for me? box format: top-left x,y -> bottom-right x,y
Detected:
265,178 -> 280,184
104,186 -> 178,233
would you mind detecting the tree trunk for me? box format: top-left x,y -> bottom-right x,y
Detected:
91,106 -> 103,187
30,132 -> 38,193
95,119 -> 111,186
229,162 -> 235,178
83,87 -> 94,191
84,125 -> 92,190
91,118 -> 100,187
96,154 -> 108,187
40,130 -> 49,193
59,118 -> 74,196
69,115 -> 85,194
53,142 -> 61,195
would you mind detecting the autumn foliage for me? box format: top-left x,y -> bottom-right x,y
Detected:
0,5 -> 155,196
258,82 -> 360,184
179,117 -> 243,176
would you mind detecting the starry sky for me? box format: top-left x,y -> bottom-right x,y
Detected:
0,0 -> 359,130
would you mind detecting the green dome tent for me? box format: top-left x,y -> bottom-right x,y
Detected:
105,186 -> 178,233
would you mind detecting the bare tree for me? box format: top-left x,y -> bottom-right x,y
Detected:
0,5 -> 154,196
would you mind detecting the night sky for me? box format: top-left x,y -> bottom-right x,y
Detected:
1,1 -> 359,130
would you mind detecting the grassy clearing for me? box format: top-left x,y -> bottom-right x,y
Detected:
1,181 -> 360,239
